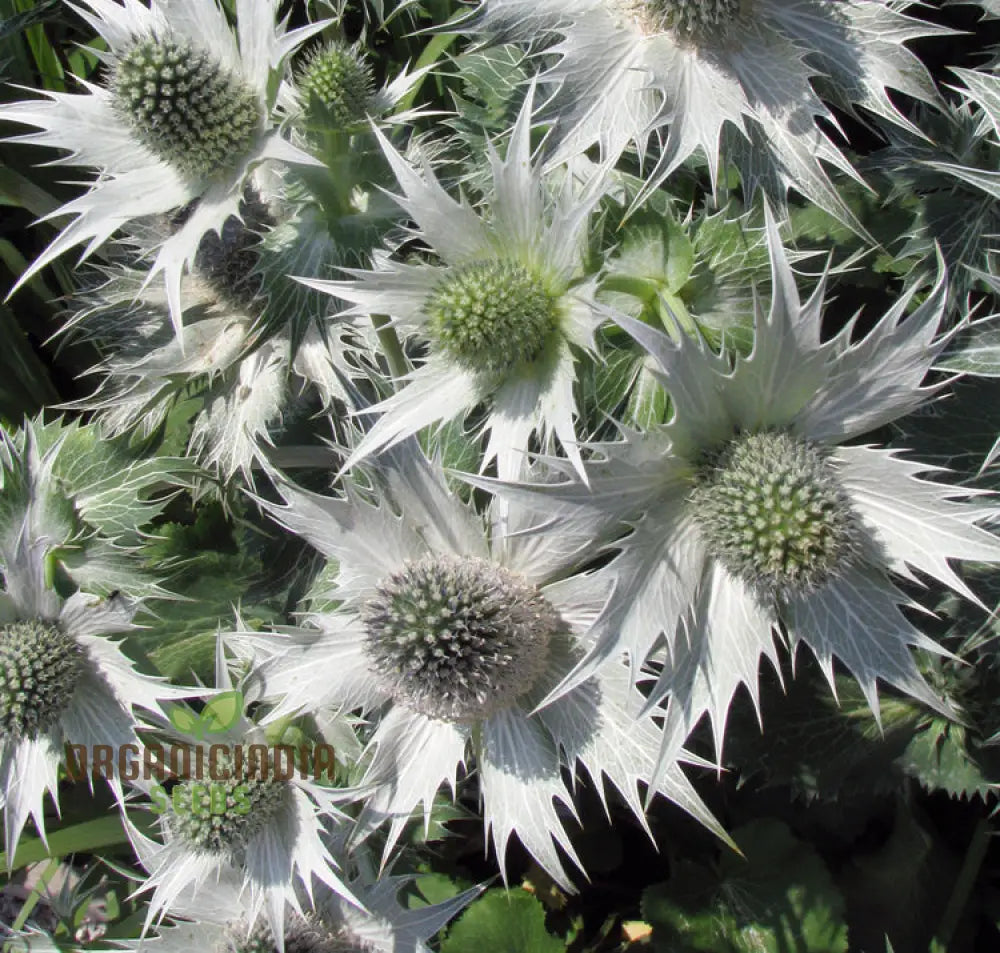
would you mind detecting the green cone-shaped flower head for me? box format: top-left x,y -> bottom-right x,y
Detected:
690,431 -> 862,596
170,758 -> 289,856
427,260 -> 561,375
297,42 -> 374,126
114,34 -> 262,180
0,620 -> 85,740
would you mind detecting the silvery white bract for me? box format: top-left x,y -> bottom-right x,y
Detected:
482,211 -> 1000,767
0,0 -> 327,337
244,441 -> 726,891
125,639 -> 357,943
121,863 -> 479,953
0,514 -> 189,861
872,66 -> 1000,301
464,0 -> 945,231
67,264 -> 358,482
926,67 -> 1000,207
303,90 -> 604,480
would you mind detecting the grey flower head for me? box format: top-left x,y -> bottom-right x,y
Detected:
241,440 -> 728,891
0,0 -> 328,337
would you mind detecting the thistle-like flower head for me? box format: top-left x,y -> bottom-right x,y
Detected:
122,860 -> 479,953
0,466 -> 193,859
479,209 -> 1000,768
463,0 -> 947,231
295,41 -> 376,128
0,0 -> 328,337
239,440 -> 727,891
304,89 -> 605,479
63,205 -> 366,483
126,639 -> 357,944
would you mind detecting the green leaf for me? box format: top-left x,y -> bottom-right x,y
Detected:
138,510 -> 279,680
0,813 -> 154,871
406,793 -> 476,847
409,872 -> 473,909
625,358 -> 669,429
200,690 -> 244,735
663,217 -> 695,294
900,719 -> 996,800
603,216 -> 694,303
419,416 -> 481,478
937,316 -> 1000,377
642,820 -> 848,953
440,889 -> 563,953
892,377 -> 1000,478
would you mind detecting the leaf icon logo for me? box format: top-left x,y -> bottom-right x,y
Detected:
167,690 -> 243,739
200,690 -> 244,735
167,703 -> 204,739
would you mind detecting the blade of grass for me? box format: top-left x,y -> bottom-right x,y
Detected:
0,0 -> 60,44
0,302 -> 59,416
397,30 -> 458,114
10,0 -> 64,89
0,166 -> 61,219
0,812 -> 157,871
9,857 -> 59,931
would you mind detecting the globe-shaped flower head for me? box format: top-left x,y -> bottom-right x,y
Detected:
244,441 -> 726,890
304,89 -> 604,480
0,0 -> 328,337
0,421 -> 196,859
122,860 -> 479,953
126,638 -> 357,944
486,210 -> 1000,767
463,0 -> 946,231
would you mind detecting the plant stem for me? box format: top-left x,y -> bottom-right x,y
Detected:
372,313 -> 408,380
936,816 -> 991,948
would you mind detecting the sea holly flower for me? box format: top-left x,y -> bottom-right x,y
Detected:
63,205 -> 366,483
290,38 -> 431,133
126,639 -> 357,941
294,40 -> 377,128
0,502 -> 192,860
0,0 -> 328,337
462,0 -> 947,231
243,441 -> 726,891
119,863 -> 479,953
477,210 -> 1000,764
303,89 -> 604,479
